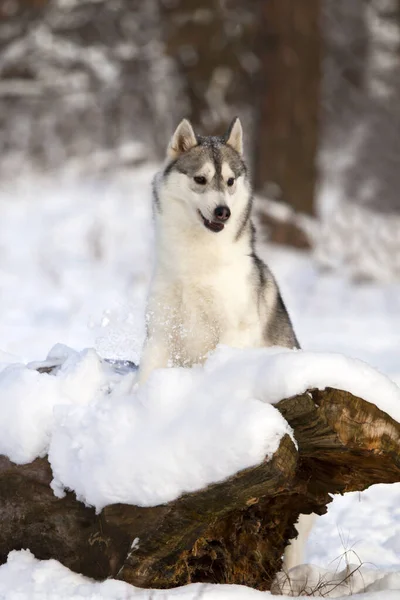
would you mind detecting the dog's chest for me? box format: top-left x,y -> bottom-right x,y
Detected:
154,258 -> 258,365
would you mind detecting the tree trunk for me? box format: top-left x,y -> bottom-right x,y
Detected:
1,372 -> 400,591
254,0 -> 321,216
159,0 -> 260,142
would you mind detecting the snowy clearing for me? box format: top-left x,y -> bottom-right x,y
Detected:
1,169 -> 400,595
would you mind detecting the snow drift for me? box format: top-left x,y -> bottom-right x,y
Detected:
1,550 -> 400,599
0,343 -> 399,512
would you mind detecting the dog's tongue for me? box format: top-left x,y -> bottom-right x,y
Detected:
198,210 -> 225,233
205,220 -> 224,232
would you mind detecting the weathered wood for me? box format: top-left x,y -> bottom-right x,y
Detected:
0,434 -> 296,586
279,389 -> 400,492
0,456 -> 130,579
110,433 -> 297,587
1,382 -> 400,591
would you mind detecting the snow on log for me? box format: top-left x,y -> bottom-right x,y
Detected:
0,345 -> 400,590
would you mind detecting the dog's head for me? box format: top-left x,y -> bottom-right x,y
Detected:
157,118 -> 251,235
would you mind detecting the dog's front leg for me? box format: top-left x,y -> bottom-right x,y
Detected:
282,513 -> 316,570
218,321 -> 258,350
138,337 -> 170,385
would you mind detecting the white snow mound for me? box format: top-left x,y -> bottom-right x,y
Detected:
0,344 -> 399,512
0,345 -> 108,464
1,550 -> 400,600
49,348 -> 293,510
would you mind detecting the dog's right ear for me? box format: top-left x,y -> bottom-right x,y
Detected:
225,117 -> 243,155
167,119 -> 197,159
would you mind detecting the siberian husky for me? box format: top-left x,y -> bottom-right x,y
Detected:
139,117 -> 309,570
139,117 -> 299,383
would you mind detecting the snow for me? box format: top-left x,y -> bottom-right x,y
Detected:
0,346 -> 108,464
0,550 -> 399,599
1,167 -> 400,596
314,184 -> 400,282
48,341 -> 400,510
1,340 -> 399,511
48,347 -> 293,510
307,483 -> 400,570
0,169 -> 153,363
203,345 -> 400,423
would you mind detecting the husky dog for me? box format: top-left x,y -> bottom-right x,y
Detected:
139,117 -> 299,384
139,117 -> 309,570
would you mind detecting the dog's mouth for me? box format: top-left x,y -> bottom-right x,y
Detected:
198,210 -> 225,233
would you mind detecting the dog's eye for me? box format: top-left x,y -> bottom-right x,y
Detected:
227,177 -> 235,187
194,176 -> 207,185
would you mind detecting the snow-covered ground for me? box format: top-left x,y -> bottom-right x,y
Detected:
0,166 -> 399,597
1,550 -> 400,600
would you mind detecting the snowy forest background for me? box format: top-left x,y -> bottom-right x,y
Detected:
1,0 -> 400,582
1,0 -> 400,279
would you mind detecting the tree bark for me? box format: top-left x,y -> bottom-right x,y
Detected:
1,375 -> 400,591
254,0 -> 321,216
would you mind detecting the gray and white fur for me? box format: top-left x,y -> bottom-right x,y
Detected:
139,117 -> 299,385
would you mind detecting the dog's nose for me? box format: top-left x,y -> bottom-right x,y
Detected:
214,205 -> 231,222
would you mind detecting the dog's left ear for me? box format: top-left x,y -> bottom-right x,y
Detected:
225,117 -> 243,155
167,119 -> 197,159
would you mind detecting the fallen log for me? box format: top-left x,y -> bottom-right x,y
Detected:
1,376 -> 400,591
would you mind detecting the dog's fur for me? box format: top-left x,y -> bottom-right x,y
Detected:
139,118 -> 309,570
139,117 -> 299,384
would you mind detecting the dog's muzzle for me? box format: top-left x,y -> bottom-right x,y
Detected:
198,209 -> 228,233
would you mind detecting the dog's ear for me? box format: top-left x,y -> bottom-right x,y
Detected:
225,117 -> 243,155
168,119 -> 197,159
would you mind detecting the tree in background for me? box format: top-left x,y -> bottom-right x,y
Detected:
159,0 -> 259,138
0,0 -> 184,173
159,0 -> 320,248
160,0 -> 321,220
254,0 -> 321,217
